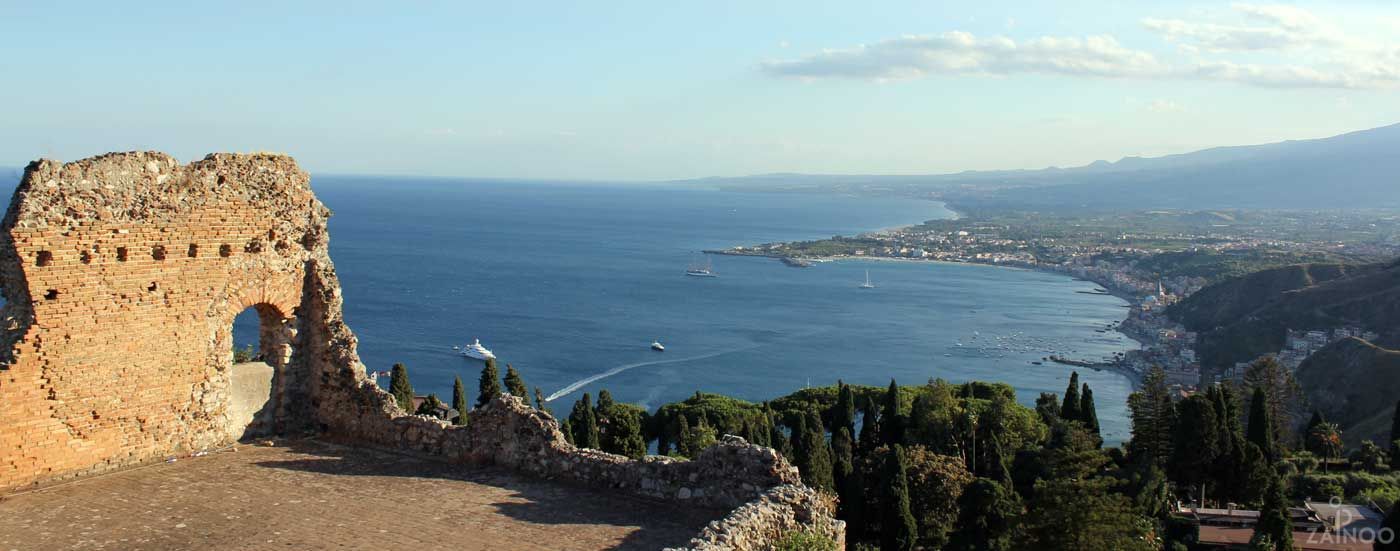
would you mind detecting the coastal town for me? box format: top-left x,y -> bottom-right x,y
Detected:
712,208 -> 1400,392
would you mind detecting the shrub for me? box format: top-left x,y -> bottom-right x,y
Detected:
773,529 -> 837,551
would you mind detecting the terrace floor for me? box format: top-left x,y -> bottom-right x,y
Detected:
0,439 -> 721,551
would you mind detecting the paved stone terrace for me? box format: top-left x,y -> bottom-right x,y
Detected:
0,440 -> 723,551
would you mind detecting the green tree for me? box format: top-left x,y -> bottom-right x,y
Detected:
561,419 -> 574,444
1250,475 -> 1293,551
1128,366 -> 1175,468
1307,421 -> 1343,472
859,399 -> 882,454
832,381 -> 857,436
880,445 -> 918,551
569,393 -> 600,449
1169,394 -> 1220,499
415,393 -> 444,418
1247,386 -> 1277,461
881,379 -> 904,447
946,478 -> 1019,551
1079,384 -> 1101,439
503,364 -> 528,400
793,411 -> 835,491
1060,372 -> 1081,422
597,399 -> 647,459
904,446 -> 973,549
1243,356 -> 1303,451
1303,411 -> 1325,452
389,363 -> 414,412
1350,440 -> 1388,473
476,358 -> 502,408
534,386 -> 549,413
683,415 -> 718,457
1035,392 -> 1060,426
1018,470 -> 1155,550
831,426 -> 859,522
451,376 -> 469,426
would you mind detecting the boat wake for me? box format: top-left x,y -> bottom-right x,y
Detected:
544,343 -> 764,403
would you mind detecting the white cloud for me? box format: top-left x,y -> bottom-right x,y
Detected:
759,32 -> 1164,82
762,4 -> 1400,90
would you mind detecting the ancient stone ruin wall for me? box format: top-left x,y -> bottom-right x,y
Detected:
0,152 -> 333,488
0,152 -> 843,548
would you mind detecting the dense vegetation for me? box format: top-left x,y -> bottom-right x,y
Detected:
387,351 -> 1400,550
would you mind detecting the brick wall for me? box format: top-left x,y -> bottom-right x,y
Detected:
0,152 -> 325,489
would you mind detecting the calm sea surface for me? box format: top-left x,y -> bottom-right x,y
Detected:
290,177 -> 1138,442
0,172 -> 1138,443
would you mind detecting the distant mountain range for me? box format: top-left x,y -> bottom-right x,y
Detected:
686,122 -> 1400,211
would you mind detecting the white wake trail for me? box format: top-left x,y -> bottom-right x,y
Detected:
544,344 -> 763,403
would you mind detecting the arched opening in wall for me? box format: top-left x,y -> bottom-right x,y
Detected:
227,304 -> 295,441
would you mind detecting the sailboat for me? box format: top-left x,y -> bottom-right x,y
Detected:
686,255 -> 717,277
859,269 -> 875,289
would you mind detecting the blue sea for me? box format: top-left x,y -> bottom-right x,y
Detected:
0,170 -> 1137,443
268,177 -> 1139,443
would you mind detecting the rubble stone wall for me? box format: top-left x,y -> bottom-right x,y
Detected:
0,152 -> 843,549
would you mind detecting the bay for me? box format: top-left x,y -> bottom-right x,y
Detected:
267,177 -> 1139,443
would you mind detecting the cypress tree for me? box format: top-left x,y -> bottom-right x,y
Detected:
1061,372 -> 1082,422
1247,386 -> 1276,461
833,381 -> 857,436
1250,475 -> 1293,551
476,358 -> 502,408
859,400 -> 882,454
569,393 -> 600,449
388,363 -> 414,412
795,410 -> 834,491
674,414 -> 693,457
503,364 -> 528,400
1080,384 -> 1101,439
881,379 -> 904,446
561,419 -> 574,445
831,427 -> 857,520
880,445 -> 918,551
768,410 -> 790,458
534,387 -> 548,413
596,389 -> 615,411
451,376 -> 469,426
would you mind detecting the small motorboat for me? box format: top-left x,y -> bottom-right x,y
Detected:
651,340 -> 665,351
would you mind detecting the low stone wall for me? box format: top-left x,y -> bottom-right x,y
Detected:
332,392 -> 846,548
671,485 -> 845,551
326,391 -> 803,511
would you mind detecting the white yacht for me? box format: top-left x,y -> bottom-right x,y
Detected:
461,338 -> 496,361
686,255 -> 717,277
651,340 -> 665,351
859,270 -> 875,289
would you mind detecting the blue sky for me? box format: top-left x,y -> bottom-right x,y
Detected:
2,1 -> 1398,180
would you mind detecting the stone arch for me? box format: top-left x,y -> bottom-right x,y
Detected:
0,152 -> 384,489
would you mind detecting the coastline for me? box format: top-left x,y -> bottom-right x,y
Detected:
706,249 -> 1148,389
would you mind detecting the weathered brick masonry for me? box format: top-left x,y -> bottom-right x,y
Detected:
0,152 -> 843,549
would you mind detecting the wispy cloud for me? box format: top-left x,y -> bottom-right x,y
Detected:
1146,99 -> 1183,113
762,4 -> 1400,90
760,32 -> 1164,82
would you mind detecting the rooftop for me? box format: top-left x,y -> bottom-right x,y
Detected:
0,440 -> 721,551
